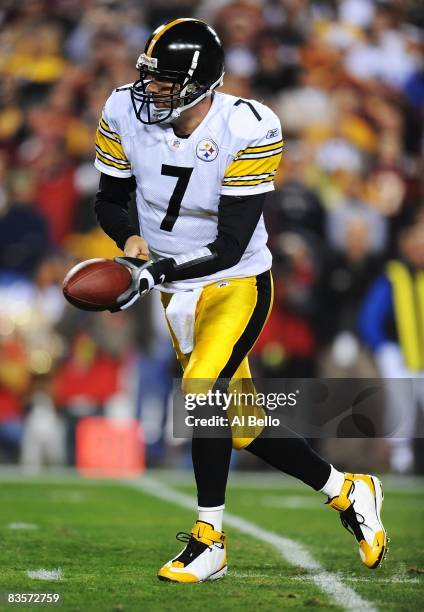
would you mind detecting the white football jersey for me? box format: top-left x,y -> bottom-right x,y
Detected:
95,87 -> 283,291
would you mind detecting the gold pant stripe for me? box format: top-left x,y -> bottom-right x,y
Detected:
161,271 -> 273,380
218,271 -> 272,379
161,272 -> 273,450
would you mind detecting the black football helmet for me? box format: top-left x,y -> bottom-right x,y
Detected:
131,18 -> 225,125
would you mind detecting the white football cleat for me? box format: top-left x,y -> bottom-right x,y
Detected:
158,520 -> 227,583
328,473 -> 388,569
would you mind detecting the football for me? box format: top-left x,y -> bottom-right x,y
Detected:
63,258 -> 132,311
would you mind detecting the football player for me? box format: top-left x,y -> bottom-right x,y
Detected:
94,18 -> 388,582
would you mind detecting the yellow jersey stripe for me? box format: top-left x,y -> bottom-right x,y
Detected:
223,171 -> 276,181
222,176 -> 275,187
95,145 -> 131,167
96,151 -> 131,171
99,118 -> 121,141
237,139 -> 283,156
95,130 -> 129,163
235,150 -> 283,162
224,153 -> 282,179
146,18 -> 196,56
237,147 -> 283,159
97,125 -> 121,144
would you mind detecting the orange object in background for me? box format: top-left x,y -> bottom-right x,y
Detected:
76,417 -> 145,478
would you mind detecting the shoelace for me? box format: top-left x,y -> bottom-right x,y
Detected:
338,482 -> 368,541
175,532 -> 210,566
340,505 -> 366,537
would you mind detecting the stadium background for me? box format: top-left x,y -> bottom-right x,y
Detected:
0,0 -> 423,477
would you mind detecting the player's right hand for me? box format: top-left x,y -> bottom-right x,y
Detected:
124,235 -> 149,258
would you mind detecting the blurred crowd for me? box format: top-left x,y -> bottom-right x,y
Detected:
0,0 -> 423,473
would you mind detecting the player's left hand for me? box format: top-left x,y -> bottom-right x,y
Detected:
110,257 -> 156,311
123,235 -> 149,258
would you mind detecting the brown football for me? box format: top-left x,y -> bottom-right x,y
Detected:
63,258 -> 132,311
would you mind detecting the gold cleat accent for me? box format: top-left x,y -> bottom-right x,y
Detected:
328,473 -> 388,569
158,521 -> 227,583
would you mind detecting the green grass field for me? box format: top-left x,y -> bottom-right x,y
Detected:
0,470 -> 423,611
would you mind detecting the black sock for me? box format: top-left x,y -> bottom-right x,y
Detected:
192,436 -> 233,507
246,433 -> 331,490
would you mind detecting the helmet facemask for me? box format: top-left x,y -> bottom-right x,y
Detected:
131,51 -> 222,125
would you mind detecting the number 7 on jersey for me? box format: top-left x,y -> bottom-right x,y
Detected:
160,164 -> 194,232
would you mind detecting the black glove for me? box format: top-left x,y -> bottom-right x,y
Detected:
110,257 -> 159,312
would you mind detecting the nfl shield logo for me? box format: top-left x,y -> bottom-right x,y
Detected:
196,139 -> 219,161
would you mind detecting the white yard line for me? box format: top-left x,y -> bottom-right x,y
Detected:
333,567 -> 420,586
126,476 -> 377,612
126,470 -> 424,492
346,575 -> 419,585
7,522 -> 39,530
0,468 -> 422,493
26,568 -> 63,581
260,495 -> 319,509
48,491 -> 87,503
229,571 -> 269,578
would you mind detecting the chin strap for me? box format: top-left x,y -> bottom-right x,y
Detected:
179,50 -> 200,100
151,107 -> 182,124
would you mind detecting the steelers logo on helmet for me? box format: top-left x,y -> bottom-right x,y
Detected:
131,18 -> 225,125
196,139 -> 219,161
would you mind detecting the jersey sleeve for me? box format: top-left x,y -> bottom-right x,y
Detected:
94,94 -> 132,178
221,104 -> 283,197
